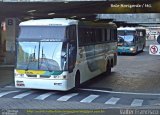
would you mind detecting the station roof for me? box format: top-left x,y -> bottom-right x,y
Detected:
0,1 -> 160,20
0,0 -> 160,27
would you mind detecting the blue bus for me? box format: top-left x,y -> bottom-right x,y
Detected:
117,27 -> 146,54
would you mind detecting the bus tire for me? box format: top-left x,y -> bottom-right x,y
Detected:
134,47 -> 138,55
106,62 -> 111,75
75,71 -> 80,89
111,59 -> 113,67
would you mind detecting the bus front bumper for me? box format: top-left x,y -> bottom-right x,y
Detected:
118,47 -> 136,54
15,77 -> 72,91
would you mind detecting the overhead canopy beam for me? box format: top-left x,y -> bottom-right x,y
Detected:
0,0 -> 160,20
98,13 -> 160,25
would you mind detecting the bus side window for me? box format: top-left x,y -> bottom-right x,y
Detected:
78,27 -> 84,45
134,36 -> 138,43
114,29 -> 117,41
110,29 -> 112,41
68,25 -> 76,42
105,29 -> 107,42
68,42 -> 77,73
85,28 -> 94,44
137,37 -> 140,41
102,29 -> 105,42
107,29 -> 110,42
61,42 -> 68,70
91,29 -> 95,43
68,25 -> 77,73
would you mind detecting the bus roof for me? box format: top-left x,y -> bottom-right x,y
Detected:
20,18 -> 78,26
20,18 -> 117,28
118,27 -> 146,31
135,27 -> 146,30
118,27 -> 136,31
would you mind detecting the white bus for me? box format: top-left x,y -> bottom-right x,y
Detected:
15,18 -> 117,91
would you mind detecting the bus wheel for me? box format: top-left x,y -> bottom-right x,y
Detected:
134,47 -> 138,55
75,71 -> 80,89
106,62 -> 111,75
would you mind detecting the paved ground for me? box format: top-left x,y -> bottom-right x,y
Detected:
83,48 -> 160,93
0,67 -> 14,87
0,86 -> 160,108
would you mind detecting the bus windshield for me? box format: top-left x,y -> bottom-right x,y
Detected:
118,35 -> 135,46
16,41 -> 68,71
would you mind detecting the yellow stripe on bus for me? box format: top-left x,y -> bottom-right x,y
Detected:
16,70 -> 45,75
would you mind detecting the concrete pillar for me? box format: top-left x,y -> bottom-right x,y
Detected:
0,22 -> 1,46
1,18 -> 20,65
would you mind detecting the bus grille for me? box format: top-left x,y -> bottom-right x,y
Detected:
40,75 -> 51,78
27,75 -> 37,77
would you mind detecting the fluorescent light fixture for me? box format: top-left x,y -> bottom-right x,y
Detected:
70,16 -> 77,18
48,13 -> 55,16
81,18 -> 86,20
64,1 -> 69,3
30,17 -> 34,19
27,10 -> 36,13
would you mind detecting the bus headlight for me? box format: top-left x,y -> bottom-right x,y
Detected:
15,73 -> 25,77
52,75 -> 67,79
130,47 -> 135,51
